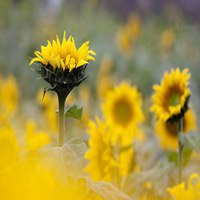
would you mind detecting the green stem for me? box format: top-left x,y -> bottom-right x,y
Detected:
116,136 -> 122,189
178,117 -> 184,183
58,94 -> 66,147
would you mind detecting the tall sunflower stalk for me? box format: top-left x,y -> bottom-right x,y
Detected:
57,90 -> 68,146
151,68 -> 191,183
30,31 -> 96,146
178,117 -> 184,183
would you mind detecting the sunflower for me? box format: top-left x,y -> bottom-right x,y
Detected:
30,31 -> 95,71
84,118 -> 118,182
168,173 -> 200,200
151,68 -> 191,123
0,126 -> 19,169
102,82 -> 144,139
155,110 -> 196,150
30,31 -> 96,146
161,29 -> 174,52
25,120 -> 51,153
0,75 -> 19,118
30,31 -> 96,96
85,118 -> 136,184
118,145 -> 135,176
116,14 -> 141,55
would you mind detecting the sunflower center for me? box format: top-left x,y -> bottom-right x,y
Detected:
165,121 -> 178,137
113,98 -> 133,126
166,119 -> 186,137
168,91 -> 181,106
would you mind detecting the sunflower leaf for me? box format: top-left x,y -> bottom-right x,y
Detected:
184,132 -> 200,153
122,159 -> 174,198
166,146 -> 192,166
167,151 -> 178,165
65,105 -> 83,120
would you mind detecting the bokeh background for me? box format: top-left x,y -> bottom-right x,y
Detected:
0,0 -> 200,142
1,0 -> 200,98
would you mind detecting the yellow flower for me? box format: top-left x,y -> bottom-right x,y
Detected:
30,31 -> 96,71
155,110 -> 196,150
0,75 -> 19,120
128,14 -> 141,38
85,118 -> 136,183
151,68 -> 191,122
25,120 -> 51,153
85,118 -> 118,182
168,173 -> 200,200
102,82 -> 144,140
0,125 -> 19,170
30,31 -> 96,97
119,145 -> 135,176
0,153 -> 104,200
161,29 -> 174,52
116,14 -> 141,55
116,27 -> 133,54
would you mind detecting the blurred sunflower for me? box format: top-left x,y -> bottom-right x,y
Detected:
118,145 -> 135,177
85,118 -> 136,184
102,82 -> 144,140
0,125 -> 19,170
151,68 -> 191,123
85,118 -> 117,182
116,14 -> 141,55
0,75 -> 19,121
0,152 -> 104,200
155,110 -> 196,150
25,120 -> 51,153
168,173 -> 200,200
161,29 -> 174,52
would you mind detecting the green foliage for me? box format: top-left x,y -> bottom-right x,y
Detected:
65,105 -> 83,121
122,159 -> 174,199
1,0 -> 200,101
40,140 -> 132,200
184,132 -> 200,153
167,146 -> 192,166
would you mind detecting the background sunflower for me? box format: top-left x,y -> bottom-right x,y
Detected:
102,82 -> 144,143
155,110 -> 196,150
151,68 -> 191,122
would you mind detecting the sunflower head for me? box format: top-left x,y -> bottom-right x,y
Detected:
155,109 -> 196,150
84,118 -> 117,182
85,117 -> 136,183
30,31 -> 96,96
102,82 -> 144,135
151,68 -> 191,123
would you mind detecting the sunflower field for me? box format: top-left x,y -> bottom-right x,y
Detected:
1,0 -> 200,199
